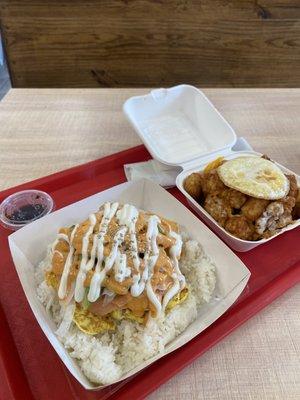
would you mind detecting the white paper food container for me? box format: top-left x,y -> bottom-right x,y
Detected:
123,84 -> 300,252
9,179 -> 250,390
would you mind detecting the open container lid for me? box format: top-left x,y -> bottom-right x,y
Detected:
123,85 -> 237,167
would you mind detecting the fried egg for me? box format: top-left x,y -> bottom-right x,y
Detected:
73,287 -> 189,335
166,287 -> 189,314
217,157 -> 289,200
45,271 -> 59,289
73,304 -> 115,335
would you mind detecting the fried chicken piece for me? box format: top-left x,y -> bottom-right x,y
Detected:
281,195 -> 296,214
261,212 -> 293,239
293,190 -> 300,219
275,174 -> 298,222
241,198 -> 270,221
204,194 -> 231,227
202,169 -> 226,196
261,230 -> 277,239
276,212 -> 293,229
258,197 -> 295,238
255,201 -> 284,235
286,174 -> 298,200
222,188 -> 247,209
225,216 -> 254,240
184,172 -> 202,200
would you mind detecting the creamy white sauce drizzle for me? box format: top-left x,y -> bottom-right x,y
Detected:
105,227 -> 127,269
87,202 -> 119,302
51,233 -> 69,270
169,231 -> 185,287
51,232 -> 69,253
86,232 -> 98,270
58,233 -> 69,242
114,250 -> 130,282
131,214 -> 161,299
145,215 -> 162,315
53,202 -> 186,316
116,204 -> 141,291
58,224 -> 79,299
162,274 -> 180,311
161,230 -> 185,311
74,214 -> 97,302
88,226 -> 127,302
53,250 -> 64,259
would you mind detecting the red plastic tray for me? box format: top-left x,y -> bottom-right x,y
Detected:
0,145 -> 299,400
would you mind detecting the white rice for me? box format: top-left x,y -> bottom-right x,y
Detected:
35,237 -> 216,385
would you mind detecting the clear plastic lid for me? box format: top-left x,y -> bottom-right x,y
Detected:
123,84 -> 237,167
0,190 -> 54,230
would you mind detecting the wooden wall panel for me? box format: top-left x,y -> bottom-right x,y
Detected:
0,0 -> 300,88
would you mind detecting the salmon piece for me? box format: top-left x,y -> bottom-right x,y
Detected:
89,294 -> 130,316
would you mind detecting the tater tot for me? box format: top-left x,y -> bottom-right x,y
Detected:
222,188 -> 247,209
241,198 -> 269,221
204,194 -> 231,227
202,170 -> 226,195
225,215 -> 254,240
183,172 -> 202,199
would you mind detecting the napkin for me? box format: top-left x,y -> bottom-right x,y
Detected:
124,159 -> 181,188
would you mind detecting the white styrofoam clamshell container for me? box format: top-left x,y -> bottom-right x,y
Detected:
123,84 -> 237,167
176,151 -> 300,252
123,84 -> 300,252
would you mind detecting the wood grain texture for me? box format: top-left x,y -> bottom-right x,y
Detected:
1,1 -> 300,88
148,285 -> 300,400
0,88 -> 299,400
0,88 -> 299,189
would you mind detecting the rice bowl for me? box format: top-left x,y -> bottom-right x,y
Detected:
9,179 -> 250,389
35,202 -> 216,385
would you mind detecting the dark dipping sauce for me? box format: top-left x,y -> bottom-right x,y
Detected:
6,204 -> 45,222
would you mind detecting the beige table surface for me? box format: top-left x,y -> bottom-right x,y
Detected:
0,88 -> 299,400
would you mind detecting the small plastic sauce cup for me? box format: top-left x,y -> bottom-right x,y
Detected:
0,190 -> 54,230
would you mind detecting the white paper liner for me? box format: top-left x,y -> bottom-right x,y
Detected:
9,179 -> 250,390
